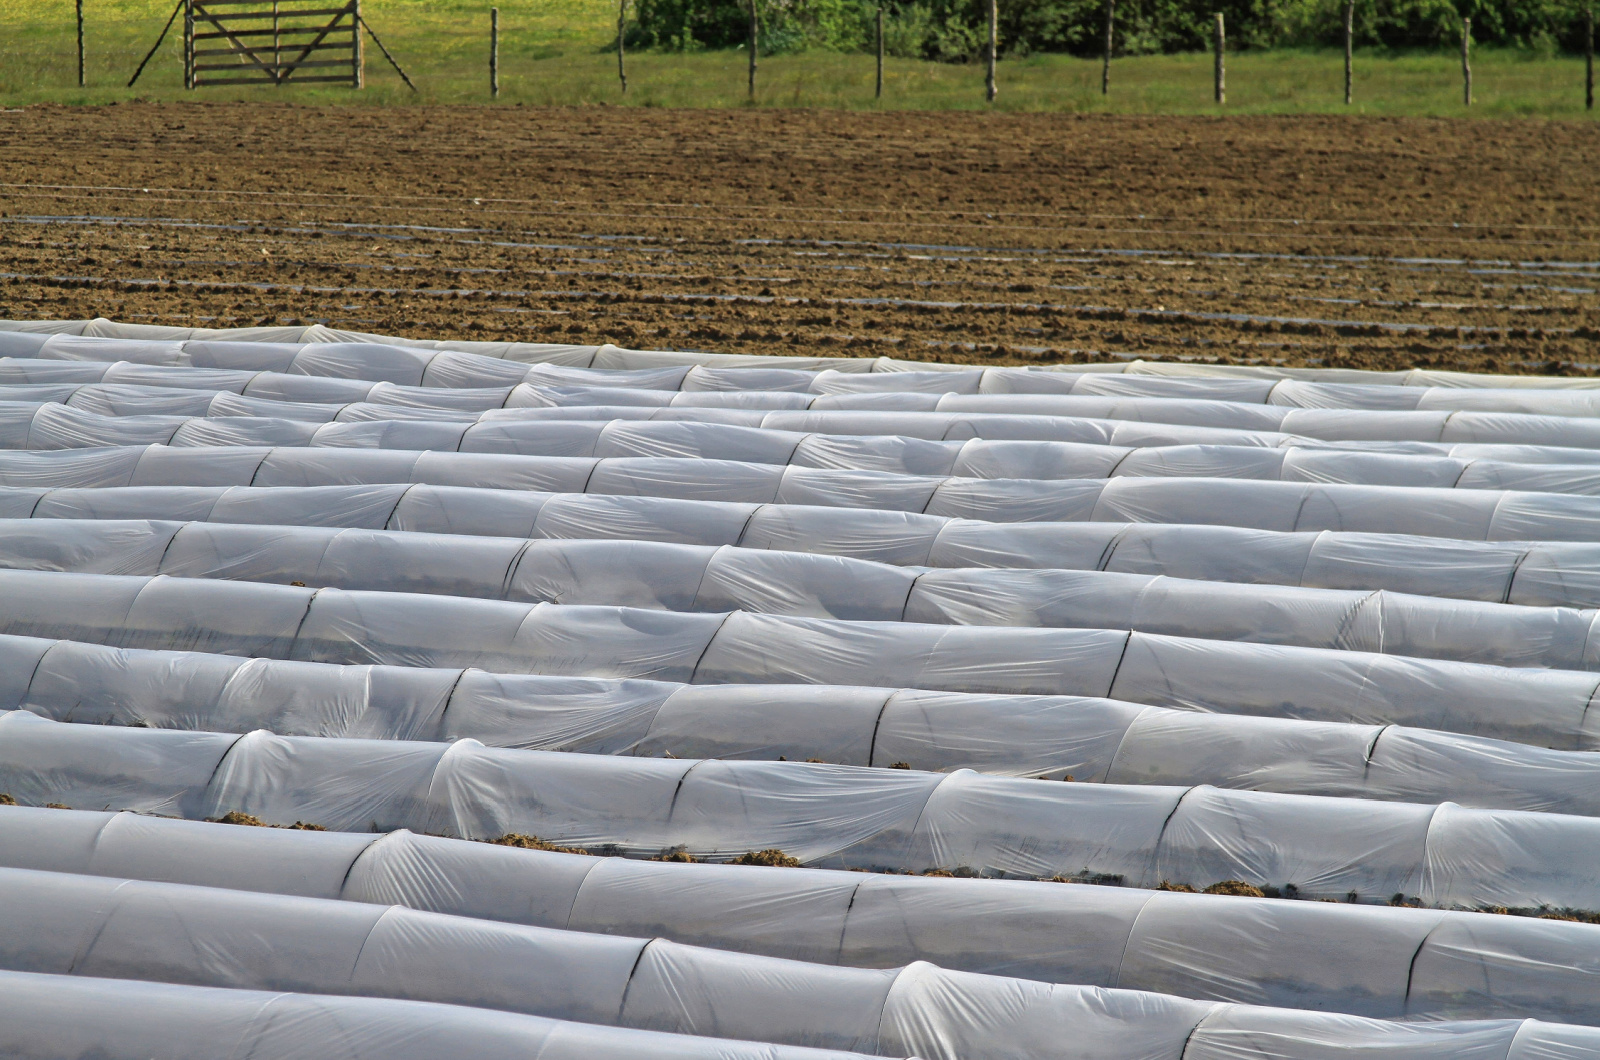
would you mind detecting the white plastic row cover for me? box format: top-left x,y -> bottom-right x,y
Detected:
7,806 -> 1600,1026
0,862 -> 1140,1058
16,324 -> 1600,417
0,395 -> 1311,452
0,569 -> 1597,748
25,367 -> 1600,477
34,377 -> 1600,466
11,632 -> 1600,816
5,863 -> 1600,1060
6,517 -> 1600,673
0,327 -> 875,378
19,429 -> 1600,547
15,315 -> 1600,392
31,379 -> 1600,499
7,711 -> 1600,913
0,969 -> 882,1060
8,448 -> 1600,606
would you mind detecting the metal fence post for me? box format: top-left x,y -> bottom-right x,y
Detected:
490,7 -> 499,98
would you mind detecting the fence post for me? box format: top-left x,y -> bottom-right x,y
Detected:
1213,12 -> 1224,104
76,0 -> 85,87
490,8 -> 499,97
1587,4 -> 1594,111
352,0 -> 362,87
1343,0 -> 1353,104
747,0 -> 757,99
183,0 -> 194,89
1460,16 -> 1471,106
876,6 -> 884,99
1101,0 -> 1113,94
617,0 -> 627,94
985,0 -> 997,101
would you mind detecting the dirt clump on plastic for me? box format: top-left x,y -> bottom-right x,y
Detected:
207,810 -> 327,831
2,104 -> 1596,375
1155,879 -> 1268,896
652,845 -> 699,862
489,832 -> 592,855
1203,880 -> 1268,897
732,848 -> 803,868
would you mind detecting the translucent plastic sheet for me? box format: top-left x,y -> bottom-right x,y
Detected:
28,322 -> 1600,1058
0,968 -> 890,1060
11,858 -> 1600,1059
33,517 -> 1600,670
14,629 -> 1600,814
25,437 -> 1600,578
45,396 -> 1600,500
14,715 -> 1600,915
17,807 -> 1600,1030
4,316 -> 1600,403
6,568 -> 1600,749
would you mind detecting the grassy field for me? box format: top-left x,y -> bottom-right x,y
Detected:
0,0 -> 1594,114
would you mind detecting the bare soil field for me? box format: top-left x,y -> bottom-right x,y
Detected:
0,102 -> 1596,373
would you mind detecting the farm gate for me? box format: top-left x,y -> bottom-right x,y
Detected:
182,0 -> 362,88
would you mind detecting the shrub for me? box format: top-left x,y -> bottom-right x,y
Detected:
631,0 -> 1600,58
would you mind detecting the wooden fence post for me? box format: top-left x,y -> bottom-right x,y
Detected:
1460,16 -> 1471,106
76,0 -> 85,87
617,0 -> 627,94
1343,0 -> 1353,104
747,0 -> 757,99
1213,12 -> 1224,104
1101,0 -> 1113,94
490,7 -> 499,97
984,0 -> 997,101
875,6 -> 884,99
1587,4 -> 1594,111
352,0 -> 362,87
183,0 -> 194,89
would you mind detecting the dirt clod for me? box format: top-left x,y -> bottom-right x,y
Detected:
489,833 -> 592,855
731,848 -> 803,867
1204,880 -> 1268,898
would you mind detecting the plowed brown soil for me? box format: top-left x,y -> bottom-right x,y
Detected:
1,102 -> 1597,372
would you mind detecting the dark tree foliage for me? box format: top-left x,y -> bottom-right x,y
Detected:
628,0 -> 1595,55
